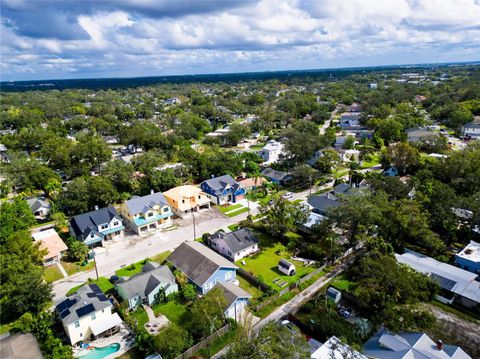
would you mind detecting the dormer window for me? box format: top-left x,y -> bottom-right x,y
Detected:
90,233 -> 95,238
74,320 -> 80,328
101,224 -> 108,230
113,221 -> 119,226
148,212 -> 153,217
198,195 -> 201,199
163,208 -> 169,213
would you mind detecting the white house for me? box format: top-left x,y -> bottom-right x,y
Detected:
56,284 -> 122,345
461,122 -> 480,139
259,140 -> 285,164
312,336 -> 366,359
207,228 -> 260,262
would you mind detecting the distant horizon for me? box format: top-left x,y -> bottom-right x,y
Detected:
2,59 -> 479,85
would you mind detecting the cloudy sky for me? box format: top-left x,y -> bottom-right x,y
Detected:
1,0 -> 480,81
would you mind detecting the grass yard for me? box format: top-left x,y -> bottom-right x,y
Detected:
237,275 -> 264,300
152,301 -> 187,325
116,347 -> 143,359
331,275 -> 357,293
227,223 -> 240,231
132,306 -> 149,327
115,251 -> 172,277
61,260 -> 95,276
360,153 -> 381,169
44,264 -> 64,283
225,207 -> 249,217
218,203 -> 243,214
236,233 -> 314,287
0,322 -> 14,335
66,277 -> 113,296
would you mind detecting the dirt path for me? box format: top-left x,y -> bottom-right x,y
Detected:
422,303 -> 480,358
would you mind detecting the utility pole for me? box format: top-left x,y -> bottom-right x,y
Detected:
309,176 -> 312,196
192,208 -> 197,241
92,247 -> 99,280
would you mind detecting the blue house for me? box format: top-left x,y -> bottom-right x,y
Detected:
200,174 -> 246,205
455,241 -> 480,274
214,282 -> 251,321
382,166 -> 399,177
167,241 -> 238,294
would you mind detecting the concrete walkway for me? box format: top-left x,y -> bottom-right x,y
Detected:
56,261 -> 68,278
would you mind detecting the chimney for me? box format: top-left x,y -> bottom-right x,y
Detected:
151,189 -> 154,195
436,340 -> 443,351
94,205 -> 99,211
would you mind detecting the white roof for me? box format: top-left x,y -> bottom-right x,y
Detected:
262,140 -> 283,151
89,312 -> 122,336
456,241 -> 480,263
395,251 -> 480,303
311,336 -> 366,359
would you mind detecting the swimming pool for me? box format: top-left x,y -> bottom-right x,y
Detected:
78,343 -> 120,359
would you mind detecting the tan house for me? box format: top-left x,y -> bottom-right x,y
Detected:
32,229 -> 68,265
163,185 -> 210,218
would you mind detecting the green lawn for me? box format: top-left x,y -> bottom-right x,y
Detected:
152,301 -> 187,325
227,223 -> 240,231
331,275 -> 357,293
61,260 -> 95,276
66,277 -> 114,296
236,233 -> 314,287
115,251 -> 172,277
132,306 -> 149,327
225,207 -> 249,217
360,153 -> 381,169
218,203 -> 243,214
44,264 -> 64,283
237,275 -> 264,300
116,347 -> 143,359
0,322 -> 14,335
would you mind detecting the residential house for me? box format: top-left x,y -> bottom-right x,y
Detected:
167,241 -> 238,294
383,166 -> 399,177
396,250 -> 480,309
115,262 -> 178,310
347,103 -> 362,113
32,229 -> 68,265
259,140 -> 285,164
214,281 -> 251,321
300,212 -> 326,233
0,333 -> 43,359
201,175 -> 247,205
362,328 -> 471,359
26,197 -> 51,220
406,127 -> 435,143
56,284 -> 122,345
333,183 -> 359,197
207,228 -> 260,262
340,112 -> 361,127
261,167 -> 291,185
307,193 -> 341,216
0,143 -> 10,163
337,149 -> 360,162
163,185 -> 210,218
455,241 -> 480,274
120,191 -> 174,235
69,206 -> 125,246
237,176 -> 267,191
461,121 -> 480,139
312,336 -> 366,359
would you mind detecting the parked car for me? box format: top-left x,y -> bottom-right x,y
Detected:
282,192 -> 293,199
281,320 -> 299,334
110,275 -> 119,283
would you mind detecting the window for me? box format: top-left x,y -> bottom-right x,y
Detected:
74,321 -> 80,328
91,313 -> 96,320
198,195 -> 201,199
80,333 -> 82,337
90,233 -> 94,238
148,212 -> 153,217
182,199 -> 185,204
225,271 -> 232,279
163,207 -> 169,213
101,224 -> 108,230
113,221 -> 119,226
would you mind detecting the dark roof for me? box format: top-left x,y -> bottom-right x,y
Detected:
333,183 -> 356,196
261,167 -> 290,181
202,175 -> 243,196
279,259 -> 294,267
26,197 -> 50,212
167,241 -> 237,287
125,192 -> 169,215
307,193 -> 341,215
55,284 -> 111,326
210,228 -> 259,255
115,263 -> 176,299
214,281 -> 251,310
463,122 -> 480,129
70,206 -> 121,240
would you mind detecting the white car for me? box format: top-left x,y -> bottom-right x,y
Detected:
282,192 -> 293,199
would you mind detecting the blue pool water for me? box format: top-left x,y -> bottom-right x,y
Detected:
78,343 -> 120,359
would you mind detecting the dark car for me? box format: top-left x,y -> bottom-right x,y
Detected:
110,275 -> 119,283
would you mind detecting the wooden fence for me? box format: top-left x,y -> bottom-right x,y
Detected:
174,323 -> 231,359
237,267 -> 271,292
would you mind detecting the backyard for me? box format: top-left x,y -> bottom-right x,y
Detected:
152,300 -> 187,325
235,232 -> 315,289
115,250 -> 172,277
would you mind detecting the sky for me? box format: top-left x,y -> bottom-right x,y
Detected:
1,0 -> 480,81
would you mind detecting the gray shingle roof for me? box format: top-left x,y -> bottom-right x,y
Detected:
261,167 -> 290,181
307,194 -> 341,215
115,263 -> 176,298
55,284 -> 111,326
125,192 -> 169,215
214,281 -> 251,310
26,197 -> 50,213
202,175 -> 242,196
167,241 -> 238,287
209,228 -> 259,255
70,206 -> 121,241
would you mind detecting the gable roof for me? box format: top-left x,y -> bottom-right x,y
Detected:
32,229 -> 68,261
210,228 -> 259,255
70,206 -> 121,240
55,284 -> 111,326
202,174 -> 243,196
307,193 -> 341,214
214,281 -> 251,310
167,241 -> 238,287
125,192 -> 170,215
116,263 -> 176,299
333,183 -> 359,196
26,197 -> 50,213
261,167 -> 290,181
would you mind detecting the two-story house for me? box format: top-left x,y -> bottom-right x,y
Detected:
200,175 -> 246,205
163,185 -> 210,218
56,284 -> 122,345
69,206 -> 124,246
258,140 -> 285,164
120,191 -> 174,235
455,241 -> 480,274
167,241 -> 238,294
207,228 -> 259,262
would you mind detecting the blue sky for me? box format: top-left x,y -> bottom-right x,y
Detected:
1,0 -> 480,81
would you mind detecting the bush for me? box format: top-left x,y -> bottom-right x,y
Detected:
153,323 -> 192,359
182,284 -> 196,302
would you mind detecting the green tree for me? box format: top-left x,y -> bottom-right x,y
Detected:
384,142 -> 420,175
67,239 -> 89,262
0,198 -> 36,243
224,123 -> 251,146
181,284 -> 196,302
260,196 -> 309,239
314,148 -> 342,174
101,160 -> 136,194
367,117 -> 404,144
153,323 -> 192,359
